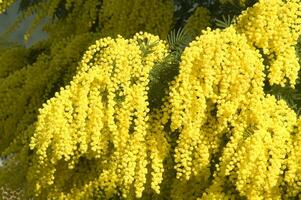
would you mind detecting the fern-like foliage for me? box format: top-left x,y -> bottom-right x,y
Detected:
267,83 -> 301,115
167,28 -> 192,52
148,28 -> 192,109
215,14 -> 235,28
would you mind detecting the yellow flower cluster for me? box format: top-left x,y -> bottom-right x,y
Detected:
29,33 -> 170,199
285,118 -> 301,198
0,0 -> 15,13
165,26 -> 265,182
2,0 -> 301,199
235,0 -> 301,87
201,95 -> 297,199
163,1 -> 301,196
184,6 -> 212,38
146,110 -> 170,195
99,0 -> 174,38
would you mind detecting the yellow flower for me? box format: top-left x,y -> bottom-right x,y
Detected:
235,0 -> 301,87
29,33 -> 170,199
165,26 -> 264,181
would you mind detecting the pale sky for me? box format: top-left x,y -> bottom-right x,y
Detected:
0,0 -> 47,47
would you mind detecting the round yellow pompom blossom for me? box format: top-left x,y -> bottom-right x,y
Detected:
201,95 -> 300,200
203,95 -> 297,199
99,0 -> 174,38
235,0 -> 301,87
0,0 -> 15,13
184,6 -> 212,38
285,117 -> 301,198
164,25 -> 301,199
29,33 -> 170,199
165,26 -> 265,181
162,27 -> 264,198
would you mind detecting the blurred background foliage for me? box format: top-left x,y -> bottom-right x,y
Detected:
0,0 -> 46,47
1,0 -> 258,46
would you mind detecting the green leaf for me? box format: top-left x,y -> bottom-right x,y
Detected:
167,28 -> 192,52
215,14 -> 235,28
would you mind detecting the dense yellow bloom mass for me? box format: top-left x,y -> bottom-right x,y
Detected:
1,0 -> 301,199
158,2 -> 300,195
29,33 -> 170,199
161,26 -> 267,199
163,22 -> 301,198
235,0 -> 301,87
201,95 -> 297,199
184,6 -> 212,38
285,118 -> 301,198
166,26 -> 264,179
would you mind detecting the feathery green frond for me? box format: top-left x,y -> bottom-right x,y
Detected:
167,28 -> 192,52
215,14 -> 235,28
